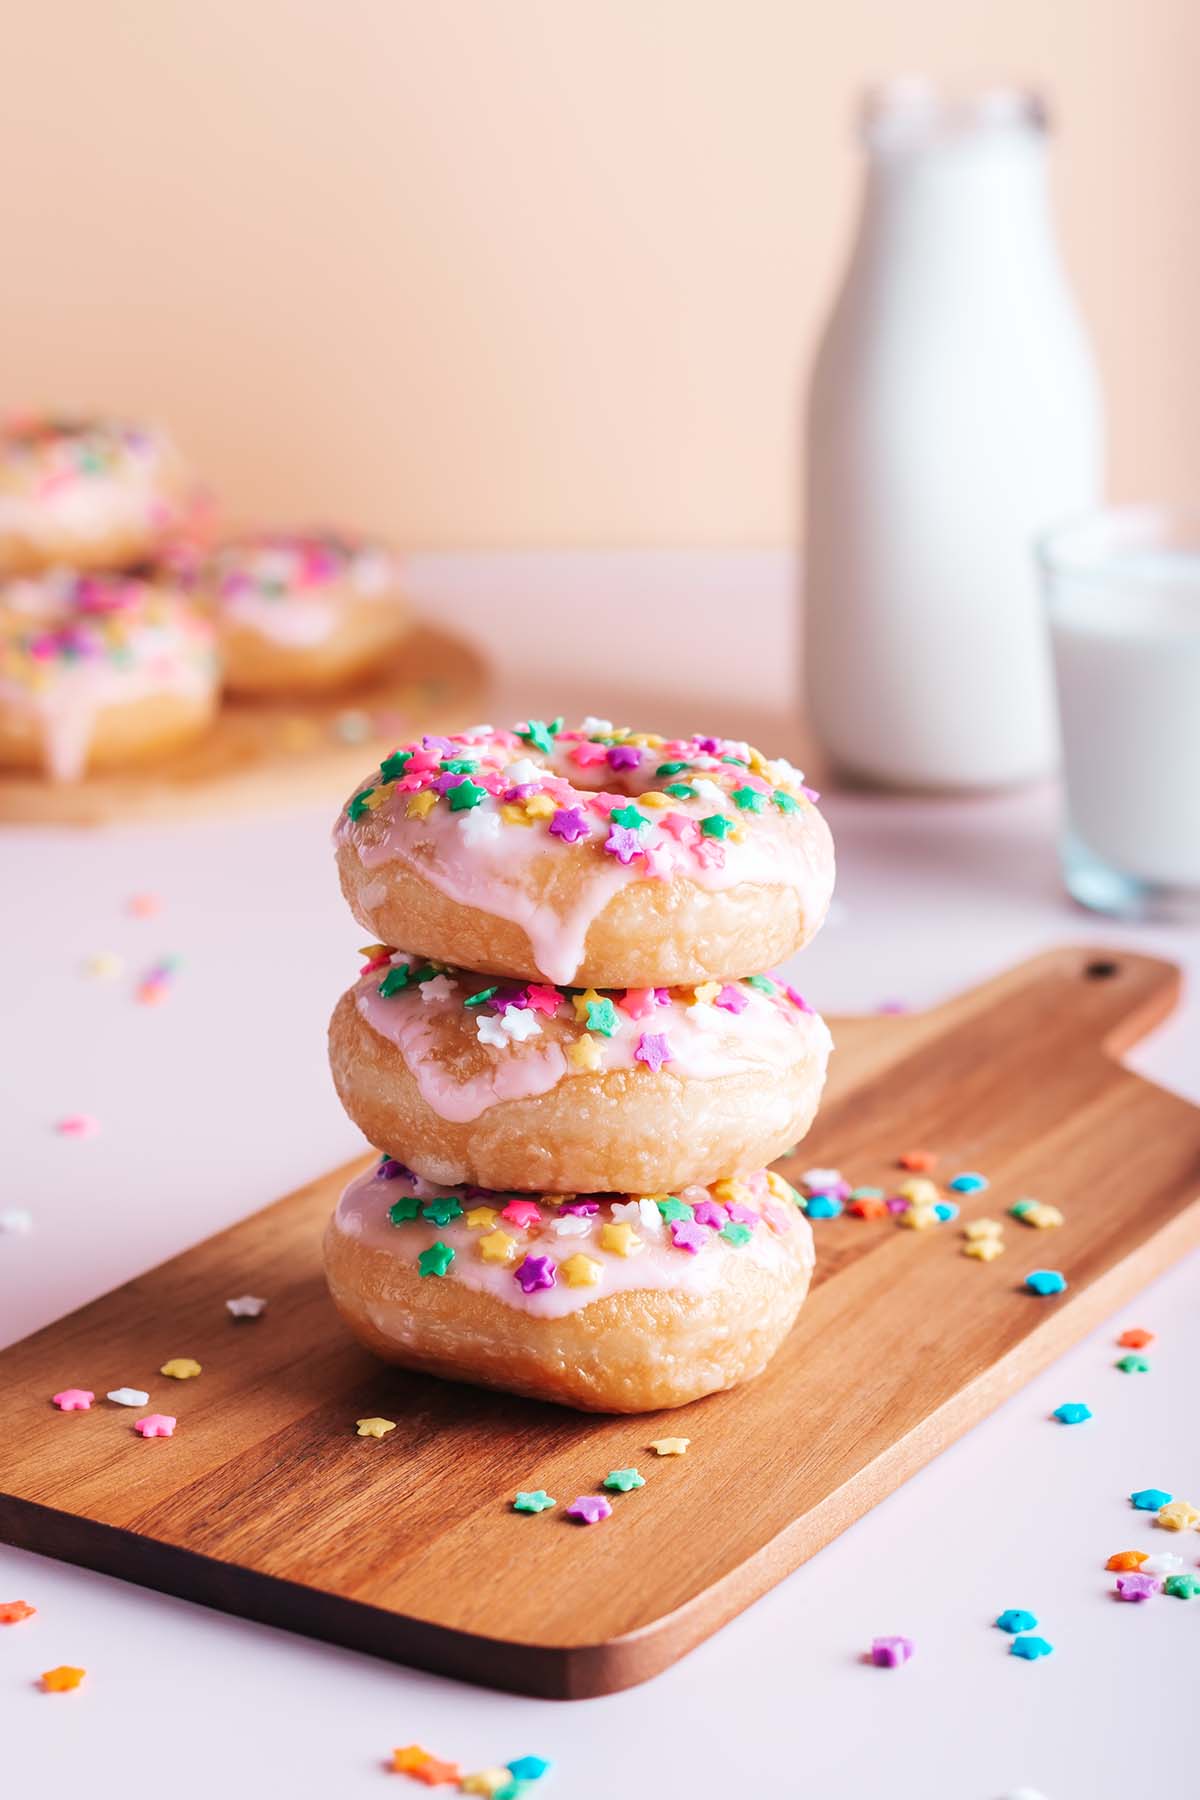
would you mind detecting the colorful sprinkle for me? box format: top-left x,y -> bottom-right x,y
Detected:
1165,1574 -> 1200,1599
512,1490 -> 556,1514
634,1031 -> 672,1072
1024,1270 -> 1067,1295
565,1495 -> 612,1524
649,1438 -> 689,1456
479,1230 -> 519,1265
106,1387 -> 149,1407
0,1601 -> 36,1624
1117,1327 -> 1154,1349
1009,1635 -> 1053,1659
418,1242 -> 455,1277
804,1194 -> 843,1220
356,1417 -> 396,1439
996,1609 -> 1038,1633
870,1636 -> 914,1668
1156,1499 -> 1200,1531
603,1468 -> 646,1493
507,1757 -> 552,1782
51,1388 -> 93,1411
40,1666 -> 86,1692
948,1172 -> 988,1192
160,1358 -> 201,1379
559,1252 -> 601,1287
55,1114 -> 99,1138
1052,1402 -> 1092,1425
1115,1573 -> 1160,1601
1106,1551 -> 1147,1571
135,1414 -> 176,1438
1116,1353 -> 1151,1373
225,1294 -> 268,1318
514,1254 -> 556,1294
1131,1488 -> 1173,1510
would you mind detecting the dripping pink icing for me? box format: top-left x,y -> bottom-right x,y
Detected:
332,1162 -> 812,1321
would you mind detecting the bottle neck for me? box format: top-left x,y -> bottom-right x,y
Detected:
860,127 -> 1055,261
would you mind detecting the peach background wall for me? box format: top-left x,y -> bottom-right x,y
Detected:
0,1 -> 1193,547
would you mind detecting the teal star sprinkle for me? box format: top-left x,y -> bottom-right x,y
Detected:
439,758 -> 478,774
720,1222 -> 752,1247
663,782 -> 694,799
656,1196 -> 693,1223
377,963 -> 411,998
418,1242 -> 455,1277
1009,1635 -> 1053,1661
730,785 -> 764,811
422,1197 -> 463,1226
585,997 -> 619,1036
745,974 -> 776,994
447,779 -> 486,811
701,813 -> 733,839
656,761 -> 689,776
610,804 -> 648,830
603,1468 -> 645,1493
513,1489 -> 556,1513
379,750 -> 412,781
773,789 -> 800,812
508,1758 -> 552,1781
519,718 -> 562,754
347,789 -> 374,820
387,1196 -> 421,1225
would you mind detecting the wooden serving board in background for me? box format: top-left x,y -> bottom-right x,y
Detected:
0,623 -> 487,826
3,948 -> 1199,1698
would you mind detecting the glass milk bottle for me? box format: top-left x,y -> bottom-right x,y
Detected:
804,85 -> 1103,789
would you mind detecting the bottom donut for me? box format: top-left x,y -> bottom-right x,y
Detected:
324,1158 -> 815,1413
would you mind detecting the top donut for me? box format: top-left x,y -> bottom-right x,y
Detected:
335,717 -> 835,987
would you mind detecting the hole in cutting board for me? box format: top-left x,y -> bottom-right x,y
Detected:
1084,959 -> 1120,979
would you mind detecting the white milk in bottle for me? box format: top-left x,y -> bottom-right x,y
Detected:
804,84 -> 1103,789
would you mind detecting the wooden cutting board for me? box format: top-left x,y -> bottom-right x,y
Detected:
3,947 -> 1199,1698
0,623 -> 487,826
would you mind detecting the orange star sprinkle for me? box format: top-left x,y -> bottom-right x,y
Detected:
1117,1328 -> 1154,1349
391,1745 -> 461,1784
0,1600 -> 36,1624
392,1746 -> 432,1773
898,1150 -> 937,1171
41,1665 -> 86,1692
1106,1550 -> 1148,1571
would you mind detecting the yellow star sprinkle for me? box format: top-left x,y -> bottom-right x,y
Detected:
691,982 -> 721,1006
465,1206 -> 498,1230
1024,1202 -> 1065,1229
478,1229 -> 519,1265
523,793 -> 555,820
600,1221 -> 642,1258
160,1358 -> 202,1380
572,988 -> 603,1023
899,1205 -> 939,1230
566,1034 -> 602,1073
650,1437 -> 690,1456
500,803 -> 533,826
963,1217 -> 1004,1240
460,1772 -> 511,1797
355,1417 -> 396,1439
363,782 -> 396,811
640,791 -> 669,808
406,791 -> 437,820
763,1172 -> 794,1206
561,1253 -> 602,1288
898,1177 -> 940,1205
964,1236 -> 1006,1261
541,1193 -> 569,1208
1157,1499 -> 1200,1531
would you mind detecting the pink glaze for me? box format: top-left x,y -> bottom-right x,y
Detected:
208,533 -> 398,650
336,724 -> 835,984
354,958 -> 833,1124
332,1163 -> 812,1320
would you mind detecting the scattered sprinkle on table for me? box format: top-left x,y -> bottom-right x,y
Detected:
965,1236 -> 1006,1261
1116,1353 -> 1151,1373
55,1114 -> 99,1138
461,1772 -> 512,1797
1106,1550 -> 1147,1571
1131,1487 -> 1172,1510
996,1609 -> 1038,1633
512,1490 -> 556,1514
804,1194 -> 843,1220
1142,1552 -> 1182,1576
1117,1327 -> 1154,1349
41,1665 -> 86,1692
870,1635 -> 913,1667
106,1387 -> 148,1407
1024,1270 -> 1067,1296
355,1417 -> 396,1439
226,1294 -> 268,1319
1156,1499 -> 1200,1531
1164,1574 -> 1200,1598
135,1413 -> 176,1438
508,1756 -> 552,1780
603,1468 -> 645,1493
160,1358 -> 201,1379
0,1601 -> 36,1624
1115,1573 -> 1160,1601
649,1437 -> 689,1456
1010,1635 -> 1053,1659
84,951 -> 123,979
52,1388 -> 93,1411
898,1150 -> 937,1171
127,891 -> 162,917
948,1171 -> 988,1193
1052,1402 -> 1092,1425
391,1745 -> 460,1784
566,1495 -> 612,1524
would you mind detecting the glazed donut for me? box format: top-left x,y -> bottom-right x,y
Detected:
201,530 -> 411,695
330,948 -> 831,1192
0,415 -> 193,574
0,571 -> 219,781
335,719 -> 835,986
324,1159 -> 814,1411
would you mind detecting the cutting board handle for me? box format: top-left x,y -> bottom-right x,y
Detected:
944,945 -> 1183,1062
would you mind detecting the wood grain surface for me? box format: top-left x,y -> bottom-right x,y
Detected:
2,947 -> 1198,1698
0,623 -> 487,826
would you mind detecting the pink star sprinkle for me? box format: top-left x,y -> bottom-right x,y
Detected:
566,1495 -> 612,1525
500,1199 -> 542,1229
693,1200 -> 728,1229
604,824 -> 644,865
560,1199 -> 600,1216
523,984 -> 562,1016
660,811 -> 699,845
618,988 -> 657,1020
785,985 -> 814,1012
726,1203 -> 758,1227
514,1254 -> 557,1294
55,1114 -> 99,1138
135,1414 -> 177,1438
715,985 -> 748,1013
634,1032 -> 672,1073
693,838 -> 725,871
570,740 -> 609,768
52,1389 -> 94,1411
670,1220 -> 710,1254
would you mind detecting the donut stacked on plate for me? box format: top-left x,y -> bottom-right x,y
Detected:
325,717 -> 836,1413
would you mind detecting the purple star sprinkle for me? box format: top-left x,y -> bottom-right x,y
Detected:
634,1031 -> 672,1073
566,1495 -> 613,1524
434,772 -> 469,795
670,1220 -> 710,1254
1116,1573 -> 1161,1601
487,983 -> 527,1010
885,1196 -> 910,1215
696,736 -> 720,753
549,806 -> 589,843
423,734 -> 457,755
871,1636 -> 914,1667
514,1254 -> 557,1294
654,987 -> 672,1006
726,1202 -> 758,1226
693,1200 -> 727,1229
607,743 -> 641,770
375,1159 -> 413,1181
714,985 -> 748,1013
604,824 -> 644,865
802,785 -> 821,802
561,1199 -> 600,1216
503,782 -> 540,802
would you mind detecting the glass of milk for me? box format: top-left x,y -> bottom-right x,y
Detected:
1040,506 -> 1200,919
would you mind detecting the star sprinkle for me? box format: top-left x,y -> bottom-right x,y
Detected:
949,1172 -> 988,1193
446,779 -> 486,811
500,1006 -> 542,1042
603,824 -> 644,865
1131,1487 -> 1173,1510
423,1197 -> 464,1226
501,1199 -> 542,1229
585,997 -> 619,1036
378,960 -> 412,997
160,1358 -> 201,1379
655,1197 -> 692,1223
1116,1353 -> 1151,1373
461,1771 -> 512,1797
560,1252 -> 601,1287
1156,1499 -> 1200,1531
466,1206 -> 499,1230
730,784 -> 764,811
1024,1270 -> 1067,1295
226,1295 -> 268,1319
513,1489 -> 556,1513
600,1222 -> 642,1257
465,986 -> 499,1007
418,1242 -> 455,1277
478,1230 -> 519,1265
507,1757 -> 552,1781
135,1414 -> 177,1438
721,1222 -> 753,1246
1165,1574 -> 1200,1599
963,1218 -> 1004,1240
554,1215 -> 590,1239
41,1666 -> 86,1692
55,1114 -> 99,1138
388,1195 -> 422,1225
964,1236 -> 1006,1261
0,1601 -> 36,1624
649,1437 -> 689,1456
52,1389 -> 93,1411
420,974 -> 457,1003
566,1495 -> 612,1524
524,984 -> 562,1016
603,1468 -> 645,1492
1052,1402 -> 1092,1424
996,1609 -> 1038,1633
634,1031 -> 672,1072
1115,1574 -> 1160,1601
476,1013 -> 511,1048
1010,1635 -> 1053,1659
106,1387 -> 149,1407
356,1417 -> 396,1438
609,803 -> 648,830
1118,1327 -> 1154,1349
670,1219 -> 709,1253
549,806 -> 589,843
566,1035 -> 602,1072
1106,1551 -> 1148,1571
392,1745 -> 461,1784
870,1636 -> 914,1667
514,1254 -> 556,1294
805,1195 -> 844,1220
1143,1552 -> 1184,1576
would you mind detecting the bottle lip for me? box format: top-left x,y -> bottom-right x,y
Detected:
860,81 -> 1049,149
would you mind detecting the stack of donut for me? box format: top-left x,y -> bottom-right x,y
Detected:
325,717 -> 836,1413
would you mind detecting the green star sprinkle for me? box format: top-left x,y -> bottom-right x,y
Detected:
656,1196 -> 693,1223
1010,1199 -> 1036,1218
745,975 -> 776,994
377,963 -> 411,998
610,804 -> 648,830
422,1197 -> 463,1226
464,986 -> 499,1007
720,1222 -> 753,1247
347,789 -> 374,820
585,997 -> 619,1037
439,758 -> 477,774
1116,1353 -> 1151,1373
772,788 -> 800,812
700,813 -> 733,839
721,754 -> 748,766
663,782 -> 694,800
1165,1573 -> 1200,1599
518,718 -> 561,754
379,750 -> 412,781
731,785 -> 764,812
603,1468 -> 646,1493
656,761 -> 689,777
409,964 -> 440,984
447,779 -> 486,811
418,1242 -> 455,1278
387,1196 -> 421,1225
513,1489 -> 556,1513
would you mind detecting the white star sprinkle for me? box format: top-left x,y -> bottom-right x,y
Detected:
500,1006 -> 541,1042
637,1199 -> 664,1234
107,1387 -> 149,1406
610,1200 -> 642,1224
691,778 -> 726,806
801,1167 -> 843,1193
581,716 -> 613,735
554,1215 -> 590,1237
505,757 -> 541,785
476,1012 -> 510,1048
226,1294 -> 268,1319
457,805 -> 502,845
420,974 -> 457,1003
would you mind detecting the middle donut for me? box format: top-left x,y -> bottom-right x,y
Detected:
329,948 -> 832,1194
